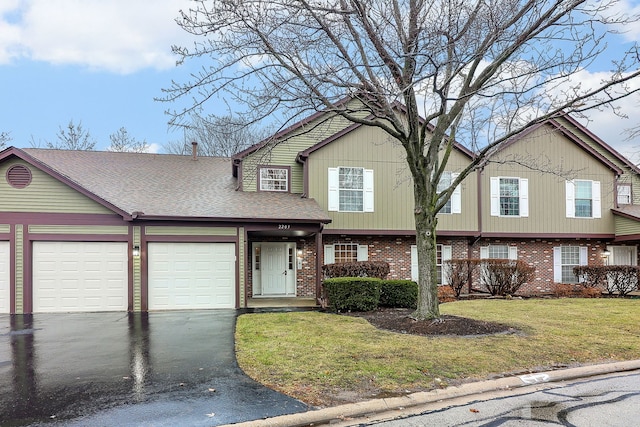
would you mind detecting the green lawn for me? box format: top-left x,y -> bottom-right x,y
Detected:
235,299 -> 640,406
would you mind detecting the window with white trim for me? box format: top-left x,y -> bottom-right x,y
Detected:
554,246 -> 587,284
490,177 -> 528,217
328,167 -> 374,212
437,171 -> 461,214
410,244 -> 452,284
259,167 -> 289,192
566,180 -> 601,218
324,243 -> 368,264
617,184 -> 631,206
480,245 -> 518,260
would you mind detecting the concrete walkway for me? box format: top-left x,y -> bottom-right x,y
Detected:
225,360 -> 640,427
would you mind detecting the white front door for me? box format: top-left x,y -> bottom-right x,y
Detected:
259,243 -> 296,296
0,241 -> 9,313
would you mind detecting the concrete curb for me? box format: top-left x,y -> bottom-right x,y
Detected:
225,360 -> 640,427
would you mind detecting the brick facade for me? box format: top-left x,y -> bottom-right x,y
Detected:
320,234 -> 614,296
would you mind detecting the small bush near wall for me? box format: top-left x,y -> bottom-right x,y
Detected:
322,261 -> 390,279
322,278 -> 382,312
481,259 -> 535,296
574,265 -> 640,297
437,285 -> 457,303
379,280 -> 418,308
445,259 -> 481,297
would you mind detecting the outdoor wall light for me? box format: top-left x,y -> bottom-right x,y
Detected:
132,245 -> 141,258
602,250 -> 611,258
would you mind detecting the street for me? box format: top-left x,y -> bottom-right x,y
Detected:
362,371 -> 640,426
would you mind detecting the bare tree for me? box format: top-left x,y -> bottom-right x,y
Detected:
46,120 -> 96,150
0,131 -> 10,150
108,127 -> 151,153
164,113 -> 267,156
164,0 -> 640,319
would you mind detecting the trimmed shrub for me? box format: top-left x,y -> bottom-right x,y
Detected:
580,287 -> 602,298
552,283 -> 574,298
322,261 -> 390,279
573,266 -> 607,289
574,265 -> 640,297
322,277 -> 382,312
437,285 -> 456,303
444,259 -> 481,297
481,259 -> 535,296
379,280 -> 418,308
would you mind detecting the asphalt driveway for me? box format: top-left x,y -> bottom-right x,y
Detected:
0,310 -> 309,426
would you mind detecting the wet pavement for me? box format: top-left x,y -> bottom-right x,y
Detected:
0,310 -> 309,426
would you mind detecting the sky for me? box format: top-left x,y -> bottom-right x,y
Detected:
1,1 -> 640,160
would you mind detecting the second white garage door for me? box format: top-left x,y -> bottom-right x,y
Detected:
32,241 -> 128,313
147,243 -> 236,310
0,241 -> 9,314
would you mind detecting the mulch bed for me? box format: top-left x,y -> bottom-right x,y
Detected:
346,307 -> 518,337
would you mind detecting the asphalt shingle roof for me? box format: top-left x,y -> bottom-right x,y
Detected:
22,148 -> 330,222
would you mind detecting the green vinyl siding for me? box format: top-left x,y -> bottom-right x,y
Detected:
614,215 -> 640,237
15,225 -> 23,314
0,159 -> 113,214
0,225 -> 9,234
238,226 -> 245,307
307,124 -> 477,231
145,226 -> 237,236
28,225 -> 128,235
241,104 -> 367,193
555,116 -> 640,205
482,124 -> 615,235
133,226 -> 141,311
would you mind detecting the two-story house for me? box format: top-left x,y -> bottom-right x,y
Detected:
1,104 -> 639,314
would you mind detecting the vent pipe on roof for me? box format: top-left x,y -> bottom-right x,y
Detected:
191,141 -> 198,160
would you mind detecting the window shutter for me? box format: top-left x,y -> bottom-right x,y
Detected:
508,246 -> 518,260
451,172 -> 461,214
480,246 -> 489,259
566,181 -> 575,218
592,181 -> 601,218
410,245 -> 418,282
328,168 -> 339,211
519,178 -> 528,217
490,177 -> 500,216
579,246 -> 588,265
324,245 -> 335,265
441,245 -> 453,285
363,169 -> 374,212
357,245 -> 369,261
553,247 -> 562,282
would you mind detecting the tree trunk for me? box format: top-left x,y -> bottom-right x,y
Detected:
412,210 -> 440,320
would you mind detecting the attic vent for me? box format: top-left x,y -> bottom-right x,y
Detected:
6,164 -> 32,189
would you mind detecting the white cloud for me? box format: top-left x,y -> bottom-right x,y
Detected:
0,0 -> 194,74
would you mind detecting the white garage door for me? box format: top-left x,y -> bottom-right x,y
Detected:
32,242 -> 128,313
148,243 -> 236,310
0,242 -> 9,314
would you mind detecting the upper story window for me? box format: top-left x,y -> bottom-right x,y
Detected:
566,180 -> 601,219
617,184 -> 631,206
259,167 -> 289,192
490,177 -> 528,217
328,167 -> 374,212
437,171 -> 461,214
